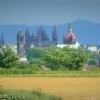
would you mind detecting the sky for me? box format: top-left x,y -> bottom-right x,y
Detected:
0,0 -> 100,25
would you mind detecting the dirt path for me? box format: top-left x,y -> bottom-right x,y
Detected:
0,77 -> 100,100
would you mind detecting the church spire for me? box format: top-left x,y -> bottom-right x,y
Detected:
68,24 -> 72,32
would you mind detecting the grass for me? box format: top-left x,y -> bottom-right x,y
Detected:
0,88 -> 60,100
0,67 -> 100,77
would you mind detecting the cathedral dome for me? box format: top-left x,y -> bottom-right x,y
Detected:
64,32 -> 76,40
63,24 -> 77,44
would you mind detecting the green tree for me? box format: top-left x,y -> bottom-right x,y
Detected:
45,47 -> 63,70
87,50 -> 99,65
27,47 -> 46,66
0,45 -> 19,68
63,47 -> 88,70
45,46 -> 88,70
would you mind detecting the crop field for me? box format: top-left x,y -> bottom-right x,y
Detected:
0,77 -> 100,100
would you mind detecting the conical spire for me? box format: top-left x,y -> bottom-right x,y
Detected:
68,24 -> 72,32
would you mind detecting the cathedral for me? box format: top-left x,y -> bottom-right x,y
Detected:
17,26 -> 50,56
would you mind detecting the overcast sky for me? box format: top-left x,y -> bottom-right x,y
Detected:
0,0 -> 100,25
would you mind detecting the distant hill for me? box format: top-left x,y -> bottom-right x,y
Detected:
0,20 -> 100,45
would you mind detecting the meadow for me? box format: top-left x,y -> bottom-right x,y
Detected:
0,88 -> 59,100
0,67 -> 100,77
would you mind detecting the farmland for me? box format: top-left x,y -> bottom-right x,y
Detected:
0,77 -> 100,100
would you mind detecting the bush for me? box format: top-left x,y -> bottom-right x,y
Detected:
0,45 -> 19,68
45,46 -> 88,70
27,47 -> 46,66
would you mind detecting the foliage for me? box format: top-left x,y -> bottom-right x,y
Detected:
45,47 -> 63,70
45,46 -> 88,70
63,47 -> 88,70
0,68 -> 100,77
0,66 -> 41,74
87,50 -> 99,65
0,45 -> 19,68
0,89 -> 59,100
27,47 -> 45,60
27,47 -> 46,66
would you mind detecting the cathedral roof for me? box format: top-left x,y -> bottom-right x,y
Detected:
64,24 -> 76,40
64,32 -> 76,39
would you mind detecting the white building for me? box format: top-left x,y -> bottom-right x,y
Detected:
88,46 -> 98,52
57,41 -> 80,49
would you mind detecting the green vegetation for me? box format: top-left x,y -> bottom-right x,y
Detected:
0,45 -> 19,68
87,50 -> 99,65
0,67 -> 100,77
0,46 -> 100,77
0,89 -> 59,100
45,46 -> 88,70
27,47 -> 46,66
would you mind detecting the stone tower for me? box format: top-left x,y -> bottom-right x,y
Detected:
17,29 -> 25,56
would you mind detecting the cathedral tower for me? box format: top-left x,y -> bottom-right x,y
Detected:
52,26 -> 58,45
17,29 -> 25,56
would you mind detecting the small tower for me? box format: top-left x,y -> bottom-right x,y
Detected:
52,26 -> 58,45
25,28 -> 31,54
17,29 -> 25,56
68,24 -> 72,32
37,26 -> 42,47
0,33 -> 5,48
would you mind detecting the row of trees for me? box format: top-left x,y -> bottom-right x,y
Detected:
27,46 -> 89,70
88,51 -> 100,65
0,45 -> 90,70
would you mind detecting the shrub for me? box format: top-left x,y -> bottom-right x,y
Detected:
27,47 -> 46,66
0,45 -> 19,68
45,46 -> 88,70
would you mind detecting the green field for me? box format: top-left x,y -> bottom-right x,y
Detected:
0,67 -> 100,77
